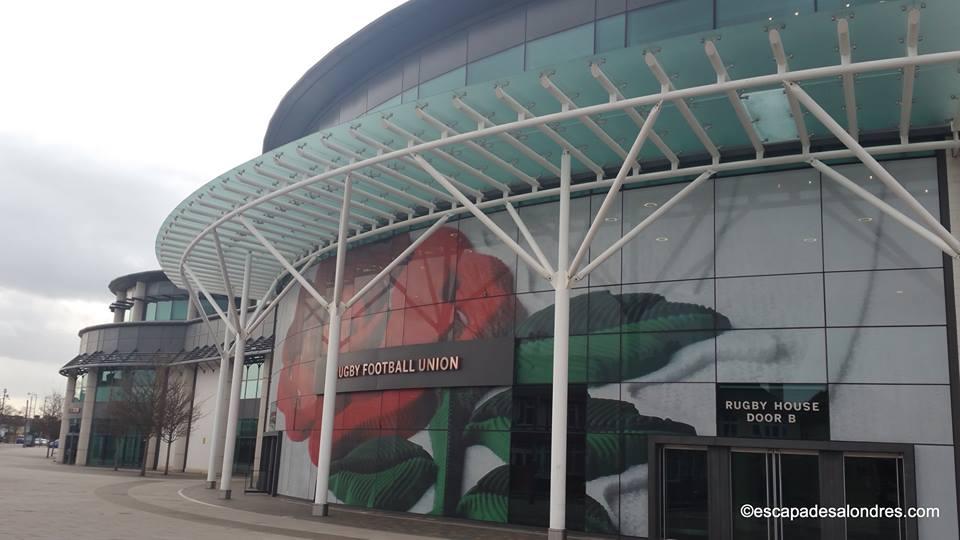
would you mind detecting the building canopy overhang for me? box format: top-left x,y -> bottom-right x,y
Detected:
157,0 -> 960,324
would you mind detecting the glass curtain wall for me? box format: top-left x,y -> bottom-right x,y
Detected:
270,157 -> 949,537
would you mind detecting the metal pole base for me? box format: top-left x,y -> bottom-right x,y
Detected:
218,489 -> 232,500
547,528 -> 566,540
206,480 -> 217,489
312,503 -> 329,517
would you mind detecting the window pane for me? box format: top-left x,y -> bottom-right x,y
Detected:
830,384 -> 953,444
588,192 -> 623,287
844,456 -> 906,540
596,15 -> 626,53
716,169 -> 822,277
822,159 -> 942,271
401,56 -> 419,90
467,8 -> 524,62
155,300 -> 172,321
418,67 -> 465,99
622,180 -> 714,283
661,448 -> 709,540
456,211 -> 517,301
171,299 -> 187,320
827,327 -> 949,384
366,68 -> 402,109
526,0 -> 595,41
716,273 -> 825,329
515,198 -> 589,293
368,94 -> 401,114
824,268 -> 946,326
717,328 -> 827,383
716,0 -> 815,27
526,24 -> 595,71
467,46 -> 523,85
145,302 -> 157,321
339,91 -> 366,121
627,0 -> 712,46
598,0 -> 627,18
419,33 -> 466,81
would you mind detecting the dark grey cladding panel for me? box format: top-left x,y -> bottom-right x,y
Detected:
525,0 -> 596,40
117,326 -> 140,341
467,7 -> 525,62
597,0 -> 627,18
146,280 -> 185,297
316,338 -> 515,394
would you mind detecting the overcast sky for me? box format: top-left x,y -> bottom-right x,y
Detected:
0,0 -> 405,411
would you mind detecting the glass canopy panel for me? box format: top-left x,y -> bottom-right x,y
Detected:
155,0 -> 960,300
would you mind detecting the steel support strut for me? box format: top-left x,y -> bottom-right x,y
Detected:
314,177 -> 353,516
412,154 -> 553,280
568,102 -> 664,278
218,251 -> 252,499
548,152 -> 572,540
574,170 -> 716,282
786,81 -> 960,254
809,160 -> 957,256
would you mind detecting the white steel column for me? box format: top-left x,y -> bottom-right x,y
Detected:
313,177 -> 353,516
218,251 -> 252,499
74,368 -> 97,466
55,375 -> 76,464
205,323 -> 231,488
548,151 -> 572,540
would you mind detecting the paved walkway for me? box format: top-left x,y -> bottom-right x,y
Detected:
0,444 -> 607,540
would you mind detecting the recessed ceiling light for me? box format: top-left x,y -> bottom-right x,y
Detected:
868,175 -> 874,180
896,290 -> 904,294
794,11 -> 799,16
924,188 -> 929,193
857,217 -> 873,223
802,237 -> 818,243
768,16 -> 773,21
643,202 -> 659,208
604,217 -> 619,222
655,236 -> 669,242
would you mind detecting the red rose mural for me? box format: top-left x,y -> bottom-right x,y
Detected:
276,225 -> 514,465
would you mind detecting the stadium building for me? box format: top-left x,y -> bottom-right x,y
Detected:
60,1 -> 960,538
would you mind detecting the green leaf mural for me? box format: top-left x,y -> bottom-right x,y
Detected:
585,397 -> 696,480
516,291 -> 730,384
462,388 -> 512,461
456,465 -> 510,522
328,435 -> 437,511
585,495 -> 617,535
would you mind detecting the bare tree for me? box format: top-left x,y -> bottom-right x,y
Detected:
105,369 -> 201,476
106,371 -> 165,476
158,372 -> 201,475
33,391 -> 63,441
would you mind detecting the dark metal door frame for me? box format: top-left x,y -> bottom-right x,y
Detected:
648,435 -> 918,540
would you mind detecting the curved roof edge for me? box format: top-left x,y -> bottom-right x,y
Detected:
107,270 -> 170,295
262,0 -> 525,153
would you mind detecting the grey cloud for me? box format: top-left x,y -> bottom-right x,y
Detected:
0,134 -> 201,301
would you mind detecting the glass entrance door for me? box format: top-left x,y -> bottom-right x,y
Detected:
730,450 -> 821,540
656,442 -> 913,540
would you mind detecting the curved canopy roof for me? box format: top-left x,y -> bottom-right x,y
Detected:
157,0 -> 960,308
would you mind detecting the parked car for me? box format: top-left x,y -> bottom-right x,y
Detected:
36,438 -> 47,445
15,437 -> 23,444
50,439 -> 58,448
